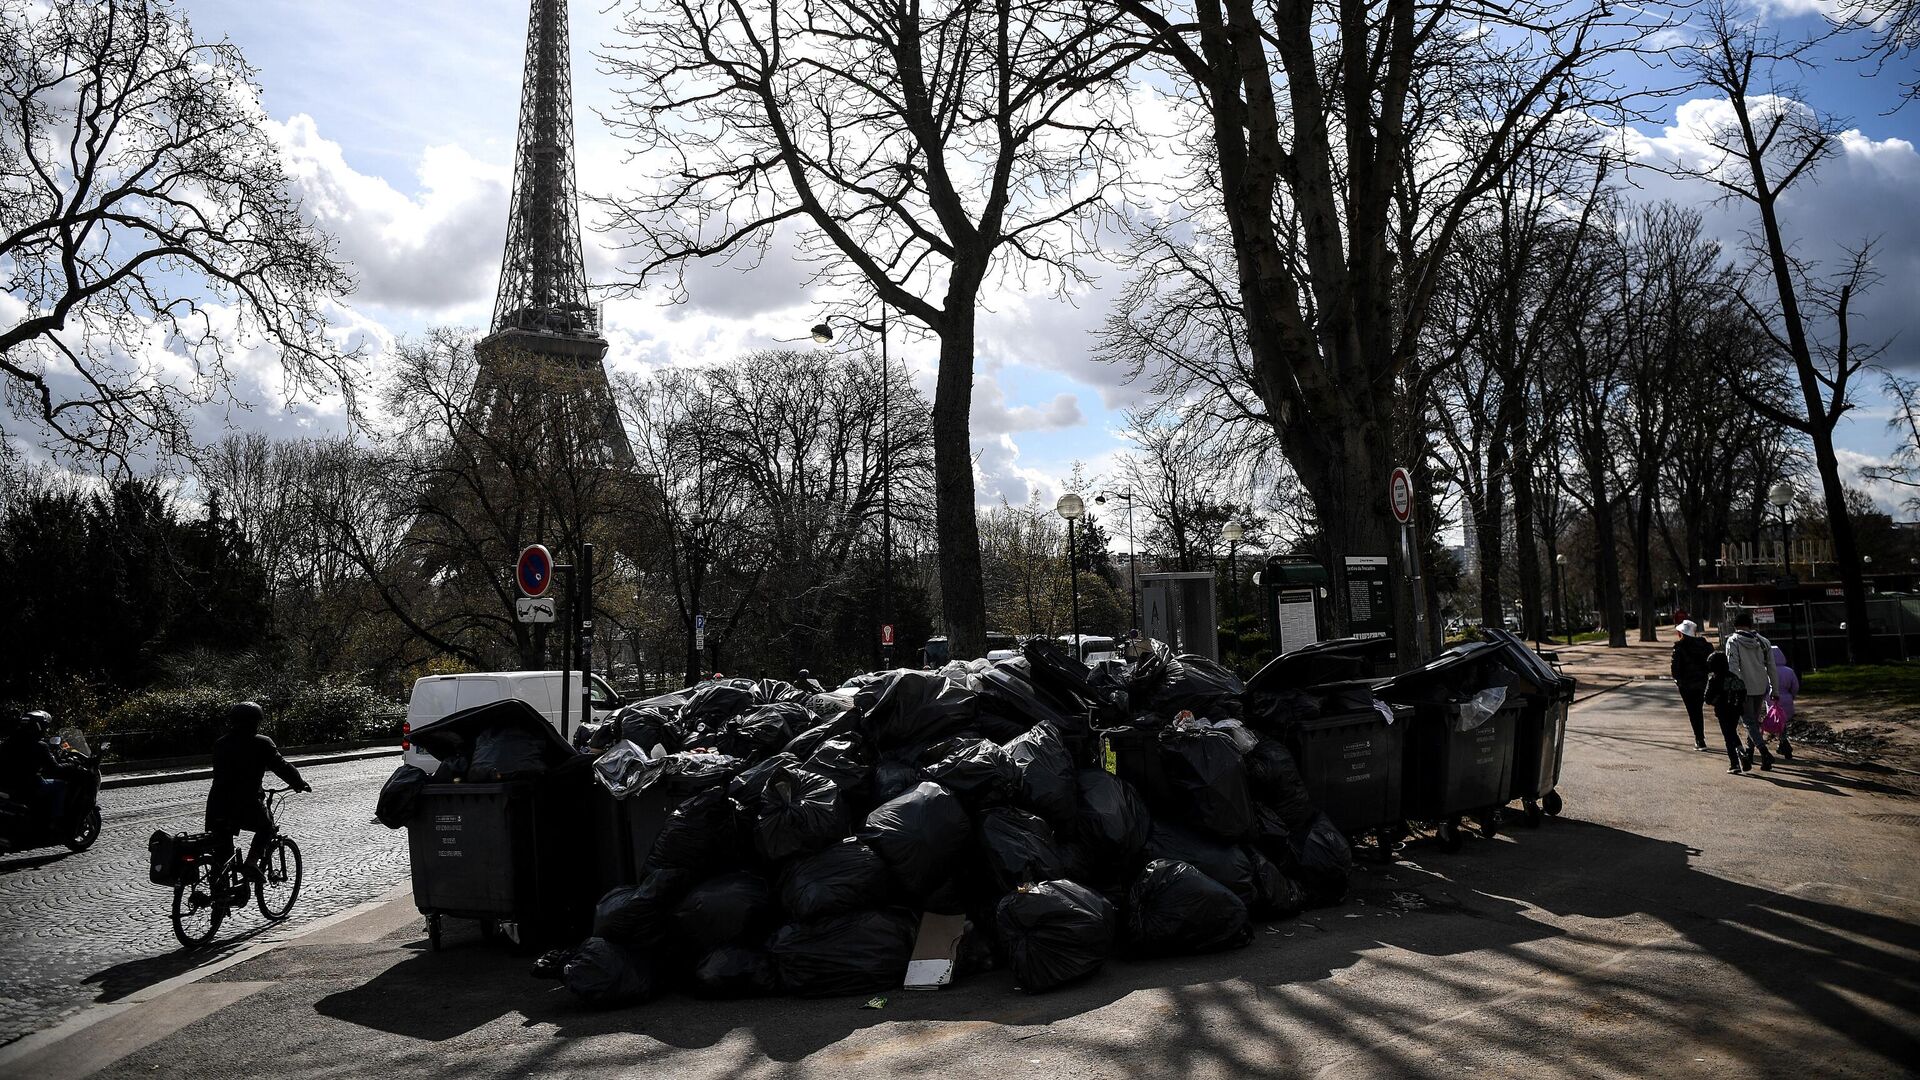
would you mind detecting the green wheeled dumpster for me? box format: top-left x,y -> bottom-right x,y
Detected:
1480,628 -> 1578,825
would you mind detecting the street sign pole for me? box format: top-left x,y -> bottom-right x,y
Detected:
1390,467 -> 1427,661
580,543 -> 595,729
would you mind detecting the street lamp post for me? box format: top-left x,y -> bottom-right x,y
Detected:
1095,491 -> 1139,634
1223,522 -> 1244,621
1555,552 -> 1570,647
1057,493 -> 1085,651
814,313 -> 893,665
1768,481 -> 1795,582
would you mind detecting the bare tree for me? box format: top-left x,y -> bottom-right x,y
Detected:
1830,0 -> 1919,103
599,0 -> 1144,659
1865,372 -> 1920,514
1116,0 -> 1670,659
1115,406 -> 1259,573
1673,2 -> 1887,658
0,0 -> 357,466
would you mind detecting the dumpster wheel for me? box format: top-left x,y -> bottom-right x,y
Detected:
1522,798 -> 1544,828
426,913 -> 443,952
1477,810 -> 1500,840
1543,790 -> 1563,816
1436,819 -> 1464,852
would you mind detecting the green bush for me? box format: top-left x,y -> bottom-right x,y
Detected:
101,686 -> 233,759
275,677 -> 400,746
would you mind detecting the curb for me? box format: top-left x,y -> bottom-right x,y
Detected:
0,883 -> 415,1076
101,746 -> 401,790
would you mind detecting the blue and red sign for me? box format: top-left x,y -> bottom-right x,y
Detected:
517,544 -> 553,597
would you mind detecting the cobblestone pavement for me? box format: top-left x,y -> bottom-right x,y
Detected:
0,756 -> 409,1046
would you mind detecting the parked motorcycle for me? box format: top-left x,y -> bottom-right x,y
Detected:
0,726 -> 104,855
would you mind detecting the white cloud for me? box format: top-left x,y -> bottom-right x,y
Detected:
972,377 -> 1083,434
270,114 -> 508,318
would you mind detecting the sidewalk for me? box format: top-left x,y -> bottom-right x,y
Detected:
7,684 -> 1913,1079
99,745 -> 400,790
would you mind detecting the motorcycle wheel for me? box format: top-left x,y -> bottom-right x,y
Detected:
64,806 -> 102,852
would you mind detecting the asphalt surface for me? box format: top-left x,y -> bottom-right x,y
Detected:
0,756 -> 409,1045
9,681 -> 1920,1078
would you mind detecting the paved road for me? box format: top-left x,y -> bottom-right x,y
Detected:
0,756 -> 408,1046
11,681 -> 1912,1079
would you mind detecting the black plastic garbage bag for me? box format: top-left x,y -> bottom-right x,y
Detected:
375,764 -> 429,829
469,725 -> 552,780
971,665 -> 1079,734
610,704 -> 685,755
727,752 -> 801,804
1158,728 -> 1256,841
1003,722 -> 1076,827
644,787 -> 741,875
978,807 -> 1069,893
995,880 -> 1116,993
1125,859 -> 1252,956
857,670 -> 978,750
1149,655 -> 1245,719
769,907 -> 919,997
718,702 -> 809,764
783,712 -> 858,761
1145,819 -> 1257,908
672,870 -> 774,953
859,781 -> 971,899
597,744 -> 747,800
803,732 -> 873,796
752,678 -> 797,705
1242,688 -> 1321,735
752,766 -> 851,863
1023,640 -> 1126,725
869,757 -> 921,806
690,945 -> 779,999
594,869 -> 697,946
779,839 -> 891,921
1242,737 -> 1314,828
563,937 -> 658,1007
1288,811 -> 1353,908
682,678 -> 760,735
1250,849 -> 1305,919
918,737 -> 1018,810
1250,804 -> 1294,868
1072,768 -> 1152,867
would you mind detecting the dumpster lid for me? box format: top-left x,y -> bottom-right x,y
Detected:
1479,627 -> 1573,692
1263,556 -> 1330,586
409,698 -> 579,769
1245,635 -> 1398,694
1374,638 -> 1549,705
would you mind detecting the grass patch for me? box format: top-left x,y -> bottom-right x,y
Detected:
1800,662 -> 1920,698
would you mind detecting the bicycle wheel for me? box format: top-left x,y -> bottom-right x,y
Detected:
172,870 -> 223,949
255,836 -> 303,921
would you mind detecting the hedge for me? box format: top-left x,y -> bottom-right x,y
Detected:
99,679 -> 399,761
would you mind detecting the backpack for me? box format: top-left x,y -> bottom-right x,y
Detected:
1721,669 -> 1747,708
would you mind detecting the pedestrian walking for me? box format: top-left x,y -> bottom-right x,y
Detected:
1704,650 -> 1745,774
1768,644 -> 1797,762
1670,620 -> 1712,750
1723,611 -> 1779,772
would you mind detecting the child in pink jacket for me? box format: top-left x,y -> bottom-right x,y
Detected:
1770,645 -> 1797,762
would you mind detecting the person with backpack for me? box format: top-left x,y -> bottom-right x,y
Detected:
1703,650 -> 1746,773
1669,620 -> 1713,751
1723,611 -> 1779,772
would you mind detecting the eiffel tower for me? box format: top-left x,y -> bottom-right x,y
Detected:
473,0 -> 631,465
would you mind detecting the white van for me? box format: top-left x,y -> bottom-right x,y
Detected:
401,670 -> 621,774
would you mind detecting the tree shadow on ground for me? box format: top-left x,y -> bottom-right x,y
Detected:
304,818 -> 1919,1078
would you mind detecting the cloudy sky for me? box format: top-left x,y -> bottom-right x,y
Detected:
47,0 -> 1920,516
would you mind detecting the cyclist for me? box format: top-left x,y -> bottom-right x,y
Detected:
205,702 -> 310,880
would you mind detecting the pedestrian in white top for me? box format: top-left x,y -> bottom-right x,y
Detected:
1723,610 -> 1779,772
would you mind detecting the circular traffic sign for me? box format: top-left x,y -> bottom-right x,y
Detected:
517,544 -> 554,597
1389,467 -> 1414,524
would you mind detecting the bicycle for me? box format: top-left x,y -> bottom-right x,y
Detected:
170,786 -> 304,949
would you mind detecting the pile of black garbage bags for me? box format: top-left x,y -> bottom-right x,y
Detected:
543,639 -> 1356,1008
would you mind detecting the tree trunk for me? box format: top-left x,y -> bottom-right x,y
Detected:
1476,469 -> 1506,633
1633,492 -> 1657,642
1511,449 -> 1546,641
932,303 -> 987,659
1286,413 -> 1425,667
1811,432 -> 1875,658
1592,494 -> 1628,647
